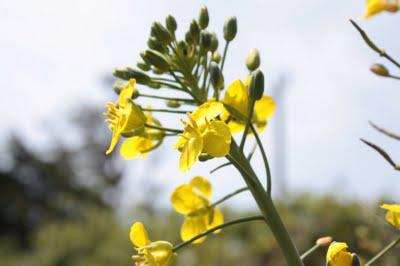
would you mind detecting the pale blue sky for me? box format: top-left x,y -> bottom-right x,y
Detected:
1,0 -> 399,209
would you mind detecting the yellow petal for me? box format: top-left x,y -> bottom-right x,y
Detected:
121,101 -> 147,133
179,136 -> 203,172
326,242 -> 352,266
381,204 -> 400,229
171,184 -> 208,214
207,208 -> 224,234
363,0 -> 398,18
130,222 -> 151,247
223,79 -> 249,116
146,241 -> 174,266
190,176 -> 212,198
120,136 -> 153,159
227,120 -> 245,134
118,79 -> 136,107
381,203 -> 400,212
106,127 -> 122,155
181,215 -> 208,243
202,121 -> 232,157
254,95 -> 275,128
191,101 -> 225,125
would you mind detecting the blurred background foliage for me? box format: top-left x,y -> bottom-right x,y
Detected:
0,107 -> 399,265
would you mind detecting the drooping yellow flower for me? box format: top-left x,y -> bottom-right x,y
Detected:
364,0 -> 399,18
104,79 -> 146,155
130,222 -> 175,266
222,78 -> 275,134
326,242 -> 352,266
175,101 -> 231,172
381,203 -> 400,229
171,176 -> 224,243
120,110 -> 164,159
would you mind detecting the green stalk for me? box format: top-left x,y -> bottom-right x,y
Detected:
220,40 -> 230,72
300,243 -> 321,261
239,98 -> 256,150
144,124 -> 183,134
228,140 -> 303,266
208,187 -> 249,209
172,215 -> 265,252
141,108 -> 191,114
138,93 -> 195,103
366,235 -> 400,265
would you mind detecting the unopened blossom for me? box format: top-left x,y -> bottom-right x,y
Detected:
326,242 -> 352,266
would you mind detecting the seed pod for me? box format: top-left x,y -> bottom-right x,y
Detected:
246,48 -> 260,71
223,16 -> 237,41
200,31 -> 212,52
198,6 -> 209,29
249,69 -> 264,100
210,62 -> 224,90
150,21 -> 172,45
370,63 -> 389,77
113,67 -> 151,84
142,49 -> 170,72
137,61 -> 151,71
166,100 -> 181,108
165,14 -> 177,33
351,253 -> 360,266
210,32 -> 219,52
212,51 -> 221,63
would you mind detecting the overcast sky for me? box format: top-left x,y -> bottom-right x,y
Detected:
1,0 -> 400,209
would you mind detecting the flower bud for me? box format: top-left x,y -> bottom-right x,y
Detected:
142,49 -> 170,72
151,21 -> 172,45
113,67 -> 151,84
210,62 -> 224,90
370,63 -> 389,77
210,32 -> 219,52
185,31 -> 194,45
246,48 -> 260,71
147,37 -> 167,54
148,82 -> 161,89
113,80 -> 124,95
198,6 -> 209,29
166,100 -> 181,108
351,253 -> 360,266
212,51 -> 221,63
189,19 -> 200,43
165,14 -> 177,33
316,236 -> 332,247
223,16 -> 237,41
249,69 -> 264,100
137,61 -> 151,72
200,31 -> 212,52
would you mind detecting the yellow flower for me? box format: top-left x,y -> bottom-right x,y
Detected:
222,78 -> 275,134
171,176 -> 224,243
175,101 -> 231,172
381,203 -> 400,229
104,79 -> 146,155
130,222 -> 175,266
364,0 -> 399,18
326,242 -> 352,266
120,110 -> 164,159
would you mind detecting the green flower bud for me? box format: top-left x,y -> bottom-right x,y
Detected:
148,81 -> 161,89
185,31 -> 194,45
137,61 -> 151,71
210,62 -> 224,90
189,19 -> 200,43
113,67 -> 151,84
151,21 -> 172,45
166,100 -> 181,108
212,51 -> 221,63
147,37 -> 167,54
370,63 -> 389,77
165,14 -> 177,33
199,153 -> 213,161
200,31 -> 212,52
198,6 -> 209,29
210,32 -> 219,52
177,41 -> 189,57
246,48 -> 260,71
223,16 -> 237,41
249,69 -> 264,100
142,49 -> 170,72
351,253 -> 360,266
113,80 -> 125,95
152,67 -> 166,75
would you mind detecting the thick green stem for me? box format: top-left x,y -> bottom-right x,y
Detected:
172,215 -> 264,252
366,235 -> 400,265
228,141 -> 303,266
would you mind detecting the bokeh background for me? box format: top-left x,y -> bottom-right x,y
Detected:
1,0 -> 399,265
